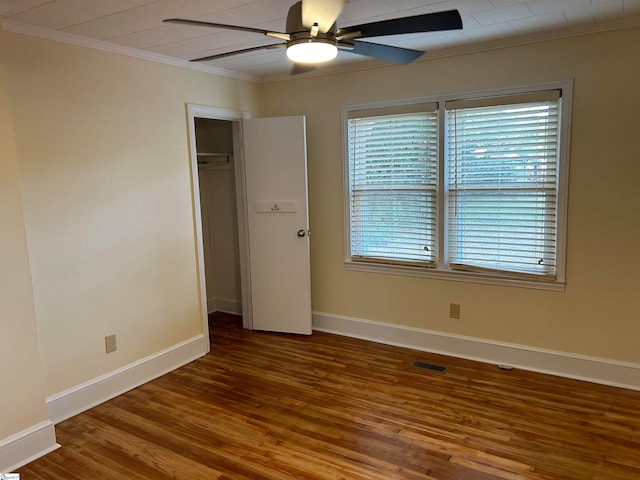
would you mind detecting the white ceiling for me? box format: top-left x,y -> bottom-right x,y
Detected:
2,0 -> 640,81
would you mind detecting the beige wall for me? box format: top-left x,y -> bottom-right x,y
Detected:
260,27 -> 640,364
0,27 -> 48,439
2,20 -> 639,454
4,31 -> 260,397
198,164 -> 242,313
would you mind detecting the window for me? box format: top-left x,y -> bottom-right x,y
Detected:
347,104 -> 438,267
343,83 -> 571,290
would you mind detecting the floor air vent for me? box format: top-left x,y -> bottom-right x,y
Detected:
412,361 -> 447,373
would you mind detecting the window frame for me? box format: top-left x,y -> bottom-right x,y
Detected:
341,81 -> 572,292
347,103 -> 440,268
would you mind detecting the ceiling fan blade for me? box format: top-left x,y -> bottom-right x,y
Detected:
191,44 -> 285,62
163,18 -> 290,41
342,40 -> 424,64
336,10 -> 462,39
301,0 -> 345,32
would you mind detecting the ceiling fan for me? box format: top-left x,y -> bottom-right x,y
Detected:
164,0 -> 462,71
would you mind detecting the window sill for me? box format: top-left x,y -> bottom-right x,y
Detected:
344,260 -> 565,292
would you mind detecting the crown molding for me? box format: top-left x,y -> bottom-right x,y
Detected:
261,14 -> 640,83
1,19 -> 259,83
419,14 -> 640,62
3,13 -> 640,84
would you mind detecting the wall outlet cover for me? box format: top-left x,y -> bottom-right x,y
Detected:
105,334 -> 117,354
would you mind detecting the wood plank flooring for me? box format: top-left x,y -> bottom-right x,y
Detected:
19,312 -> 640,479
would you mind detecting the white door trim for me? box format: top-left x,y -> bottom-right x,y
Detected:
186,104 -> 252,335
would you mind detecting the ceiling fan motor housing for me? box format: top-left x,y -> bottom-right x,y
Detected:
285,1 -> 339,63
286,1 -> 337,36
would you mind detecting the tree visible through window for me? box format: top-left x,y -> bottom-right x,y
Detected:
344,85 -> 570,287
348,106 -> 438,266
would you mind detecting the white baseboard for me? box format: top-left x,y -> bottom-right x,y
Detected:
207,296 -> 217,314
46,334 -> 209,424
312,312 -> 640,392
0,420 -> 59,472
208,297 -> 242,315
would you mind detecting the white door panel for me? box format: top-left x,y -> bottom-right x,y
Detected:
242,116 -> 312,334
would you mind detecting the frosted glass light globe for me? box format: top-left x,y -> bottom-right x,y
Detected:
286,40 -> 338,64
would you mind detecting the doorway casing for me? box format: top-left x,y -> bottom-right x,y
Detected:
186,104 -> 253,340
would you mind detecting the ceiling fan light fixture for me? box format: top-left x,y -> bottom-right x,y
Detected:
286,38 -> 338,64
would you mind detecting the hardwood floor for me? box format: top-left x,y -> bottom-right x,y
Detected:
19,312 -> 640,479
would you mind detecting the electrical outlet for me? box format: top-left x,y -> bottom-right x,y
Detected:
449,303 -> 461,319
105,334 -> 117,354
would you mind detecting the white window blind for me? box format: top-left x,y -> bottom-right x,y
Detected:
446,91 -> 561,278
348,105 -> 438,266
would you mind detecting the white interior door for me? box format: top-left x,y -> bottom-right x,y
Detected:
242,116 -> 312,334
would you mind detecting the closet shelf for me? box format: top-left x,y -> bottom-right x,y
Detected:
197,153 -> 232,165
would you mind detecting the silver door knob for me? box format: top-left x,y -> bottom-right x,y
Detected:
297,229 -> 306,237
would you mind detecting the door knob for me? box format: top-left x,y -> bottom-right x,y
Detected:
297,229 -> 306,237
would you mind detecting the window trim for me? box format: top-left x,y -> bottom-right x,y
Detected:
342,80 -> 572,292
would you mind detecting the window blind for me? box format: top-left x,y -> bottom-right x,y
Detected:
446,92 -> 561,278
348,107 -> 438,266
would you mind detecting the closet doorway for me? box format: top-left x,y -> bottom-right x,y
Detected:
195,117 -> 242,316
187,105 -> 312,339
187,104 -> 247,340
